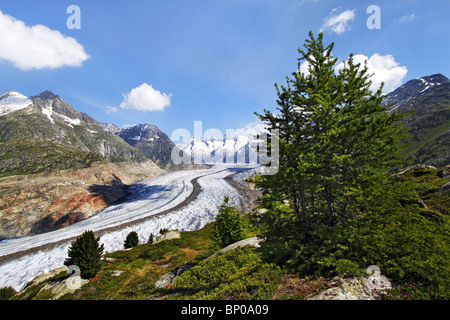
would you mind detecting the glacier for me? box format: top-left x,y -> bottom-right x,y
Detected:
0,91 -> 32,117
0,165 -> 258,291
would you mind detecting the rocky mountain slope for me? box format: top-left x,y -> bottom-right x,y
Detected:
0,160 -> 164,239
102,123 -> 176,168
383,73 -> 450,167
0,90 -> 147,178
0,90 -> 166,239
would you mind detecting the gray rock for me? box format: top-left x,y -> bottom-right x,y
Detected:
208,237 -> 263,260
308,265 -> 392,300
154,263 -> 193,289
154,230 -> 181,244
439,181 -> 450,193
110,270 -> 124,277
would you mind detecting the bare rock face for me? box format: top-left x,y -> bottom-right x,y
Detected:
0,160 -> 164,239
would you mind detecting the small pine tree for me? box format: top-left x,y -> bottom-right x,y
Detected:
64,230 -> 104,279
124,231 -> 139,249
211,196 -> 248,250
148,233 -> 154,244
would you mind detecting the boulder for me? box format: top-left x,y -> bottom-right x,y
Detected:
308,265 -> 392,300
48,275 -> 89,300
154,263 -> 193,289
154,230 -> 181,244
439,181 -> 450,193
208,237 -> 263,260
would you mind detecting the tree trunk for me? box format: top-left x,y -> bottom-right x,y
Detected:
325,183 -> 334,226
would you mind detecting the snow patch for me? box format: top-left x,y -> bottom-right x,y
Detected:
56,113 -> 81,127
41,106 -> 55,124
0,91 -> 32,116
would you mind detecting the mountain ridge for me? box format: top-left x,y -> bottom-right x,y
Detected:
383,73 -> 450,167
101,123 -> 176,168
0,90 -> 149,177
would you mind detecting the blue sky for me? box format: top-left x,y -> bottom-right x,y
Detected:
0,0 -> 448,142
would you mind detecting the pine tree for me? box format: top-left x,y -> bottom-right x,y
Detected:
256,31 -> 408,227
124,231 -> 139,249
64,230 -> 104,279
211,196 -> 249,249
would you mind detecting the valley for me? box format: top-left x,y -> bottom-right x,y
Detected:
0,72 -> 448,299
0,164 -> 259,291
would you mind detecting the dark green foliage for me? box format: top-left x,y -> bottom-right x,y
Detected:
256,31 -> 409,228
64,230 -> 104,279
260,172 -> 450,299
255,31 -> 449,299
124,231 -> 139,249
170,247 -> 282,299
348,174 -> 450,299
148,233 -> 154,244
210,196 -> 249,250
0,286 -> 16,300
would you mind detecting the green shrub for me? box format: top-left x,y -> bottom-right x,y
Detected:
170,247 -> 282,299
124,231 -> 139,249
0,286 -> 16,300
210,196 -> 249,250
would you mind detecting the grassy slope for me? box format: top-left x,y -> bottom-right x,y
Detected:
0,139 -> 106,177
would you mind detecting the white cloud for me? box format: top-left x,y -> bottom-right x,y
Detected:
234,120 -> 268,137
398,13 -> 415,23
298,55 -> 317,77
120,83 -> 172,112
0,10 -> 89,70
320,9 -> 356,34
336,53 -> 408,93
106,106 -> 119,114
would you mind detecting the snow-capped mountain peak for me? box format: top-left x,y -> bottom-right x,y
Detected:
176,134 -> 260,164
0,91 -> 32,117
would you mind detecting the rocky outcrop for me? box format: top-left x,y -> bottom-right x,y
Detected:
15,265 -> 89,300
219,237 -> 262,253
439,181 -> 450,193
154,230 -> 181,244
308,265 -> 392,300
154,263 -> 193,289
207,237 -> 262,261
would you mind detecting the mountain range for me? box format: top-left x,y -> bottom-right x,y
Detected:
0,72 -> 448,177
101,123 -> 176,168
0,73 -> 448,238
175,73 -> 449,167
0,90 -> 149,177
383,73 -> 450,167
176,134 -> 260,165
